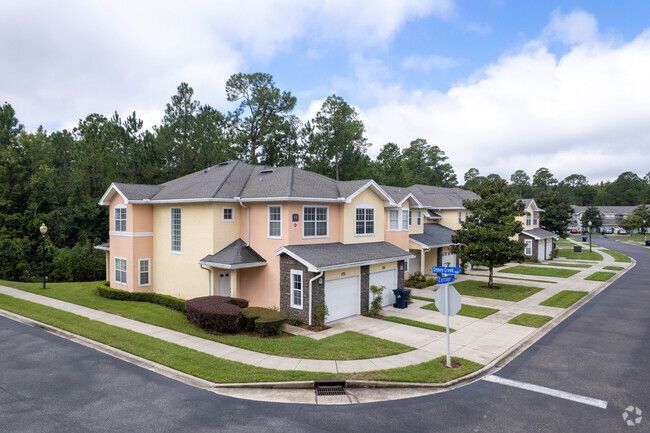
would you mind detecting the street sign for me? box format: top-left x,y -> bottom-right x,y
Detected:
437,275 -> 455,284
431,266 -> 461,275
435,285 -> 461,316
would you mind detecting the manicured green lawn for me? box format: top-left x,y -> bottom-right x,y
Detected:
603,266 -> 624,271
537,263 -> 591,268
0,294 -> 482,383
452,280 -> 543,302
600,249 -> 632,263
383,316 -> 451,333
468,274 -> 557,284
410,295 -> 435,302
421,302 -> 499,319
584,271 -> 616,282
556,249 -> 603,261
0,280 -> 411,360
498,266 -> 580,278
508,313 -> 553,328
540,290 -> 588,308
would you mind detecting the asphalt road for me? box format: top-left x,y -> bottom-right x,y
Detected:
1,236 -> 648,433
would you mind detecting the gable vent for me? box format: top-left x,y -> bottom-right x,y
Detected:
260,169 -> 275,174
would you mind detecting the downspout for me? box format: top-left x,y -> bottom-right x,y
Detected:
308,271 -> 324,326
238,199 -> 250,246
200,264 -> 212,296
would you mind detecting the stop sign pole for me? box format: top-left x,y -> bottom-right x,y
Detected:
433,266 -> 461,367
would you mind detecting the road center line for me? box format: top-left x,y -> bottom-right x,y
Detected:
482,375 -> 608,409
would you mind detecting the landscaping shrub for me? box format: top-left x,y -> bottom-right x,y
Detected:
369,285 -> 383,316
426,278 -> 436,286
240,307 -> 288,337
287,317 -> 302,326
406,271 -> 426,287
96,282 -> 186,312
314,302 -> 329,327
185,296 -> 243,333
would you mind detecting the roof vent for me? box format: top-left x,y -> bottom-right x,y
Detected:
260,168 -> 275,174
218,162 -> 229,166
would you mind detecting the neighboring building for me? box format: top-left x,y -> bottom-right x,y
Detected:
570,205 -> 649,233
517,199 -> 557,261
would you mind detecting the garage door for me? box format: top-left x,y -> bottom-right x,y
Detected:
538,242 -> 545,261
324,275 -> 360,323
440,251 -> 457,267
369,269 -> 397,307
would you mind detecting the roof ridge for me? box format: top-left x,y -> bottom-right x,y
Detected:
209,160 -> 239,198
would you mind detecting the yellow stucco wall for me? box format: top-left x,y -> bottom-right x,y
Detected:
437,209 -> 465,230
325,266 -> 361,281
341,188 -> 386,244
409,208 -> 424,234
369,262 -> 397,273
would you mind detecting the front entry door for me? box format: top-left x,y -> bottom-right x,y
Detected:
218,272 -> 231,297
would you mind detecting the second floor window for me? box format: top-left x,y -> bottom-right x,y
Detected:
303,206 -> 328,237
268,205 -> 282,238
401,209 -> 409,231
416,210 -> 422,226
222,207 -> 234,221
388,210 -> 399,230
526,213 -> 532,226
356,207 -> 374,235
458,211 -> 462,224
533,212 -> 538,225
171,207 -> 182,252
114,206 -> 127,232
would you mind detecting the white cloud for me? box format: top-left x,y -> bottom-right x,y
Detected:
402,54 -> 460,72
542,9 -> 599,45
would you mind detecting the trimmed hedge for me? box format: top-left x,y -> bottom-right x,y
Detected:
97,282 -> 186,312
241,307 -> 288,337
185,296 -> 249,334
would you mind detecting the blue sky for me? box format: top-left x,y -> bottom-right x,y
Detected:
2,1 -> 649,183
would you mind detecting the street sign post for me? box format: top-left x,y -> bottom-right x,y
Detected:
431,266 -> 461,275
434,283 -> 462,367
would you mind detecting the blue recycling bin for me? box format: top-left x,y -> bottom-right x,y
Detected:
645,240 -> 650,247
582,236 -> 587,242
393,288 -> 411,309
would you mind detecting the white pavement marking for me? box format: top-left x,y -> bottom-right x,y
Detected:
483,375 -> 608,409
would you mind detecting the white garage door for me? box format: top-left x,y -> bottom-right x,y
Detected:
538,242 -> 545,261
369,269 -> 397,307
440,251 -> 457,268
324,275 -> 360,323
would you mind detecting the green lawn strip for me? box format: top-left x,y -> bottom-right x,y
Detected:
536,263 -> 591,268
584,271 -> 616,282
539,290 -> 588,308
0,280 -> 411,360
498,265 -> 579,278
0,294 -> 482,383
410,295 -> 435,302
383,316 -> 452,333
556,249 -> 603,261
421,302 -> 499,319
603,266 -> 624,271
600,249 -> 632,263
452,280 -> 543,302
466,273 -> 557,284
508,313 -> 553,328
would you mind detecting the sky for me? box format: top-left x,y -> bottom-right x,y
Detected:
2,0 -> 650,184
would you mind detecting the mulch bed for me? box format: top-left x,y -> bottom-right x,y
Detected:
296,324 -> 330,332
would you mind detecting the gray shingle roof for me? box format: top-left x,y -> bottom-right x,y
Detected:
408,185 -> 480,209
410,223 -> 457,248
277,242 -> 413,271
380,185 -> 411,204
521,228 -> 558,240
571,205 -> 641,215
199,239 -> 266,269
113,183 -> 163,201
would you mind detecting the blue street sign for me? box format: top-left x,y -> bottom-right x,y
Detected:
432,266 -> 461,275
437,275 -> 455,284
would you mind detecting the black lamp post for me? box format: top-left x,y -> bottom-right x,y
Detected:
588,221 -> 592,252
39,223 -> 47,290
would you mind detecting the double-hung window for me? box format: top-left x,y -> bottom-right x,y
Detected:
524,240 -> 533,256
303,206 -> 328,237
416,210 -> 422,226
458,211 -> 462,224
115,258 -> 127,285
139,259 -> 150,286
408,210 -> 412,226
532,212 -> 538,226
114,206 -> 127,232
355,207 -> 374,235
290,270 -> 303,309
268,205 -> 282,238
526,213 -> 532,226
170,207 -> 182,253
388,210 -> 399,231
401,209 -> 409,231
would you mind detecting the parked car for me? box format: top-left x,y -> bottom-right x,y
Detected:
601,227 -> 613,234
617,229 -> 628,235
570,229 -> 579,234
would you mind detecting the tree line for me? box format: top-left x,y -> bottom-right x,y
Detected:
1,71 -> 649,282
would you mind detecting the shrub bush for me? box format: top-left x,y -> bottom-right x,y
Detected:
185,296 -> 243,333
314,303 -> 329,327
241,307 -> 288,336
96,282 -> 186,312
426,278 -> 436,286
406,271 -> 426,287
369,285 -> 383,316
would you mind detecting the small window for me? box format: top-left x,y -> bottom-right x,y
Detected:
139,259 -> 150,286
416,210 -> 422,226
115,257 -> 127,285
404,258 -> 409,273
303,206 -> 328,238
408,210 -> 412,227
355,207 -> 374,235
268,205 -> 282,238
465,211 -> 468,221
458,211 -> 462,224
114,205 -> 127,232
533,212 -> 538,226
524,240 -> 533,256
401,209 -> 409,231
388,210 -> 399,231
171,207 -> 182,253
526,213 -> 532,226
222,207 -> 234,222
290,270 -> 303,309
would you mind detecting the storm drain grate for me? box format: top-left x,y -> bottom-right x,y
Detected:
315,386 -> 347,396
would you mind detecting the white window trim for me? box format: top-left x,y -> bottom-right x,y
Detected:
526,213 -> 532,226
524,239 -> 533,256
138,258 -> 150,287
114,257 -> 127,286
404,258 -> 410,273
114,204 -> 127,232
170,207 -> 182,254
401,209 -> 409,231
416,210 -> 422,226
355,205 -> 375,236
533,212 -> 538,226
458,211 -> 462,224
388,209 -> 400,231
268,204 -> 282,239
222,207 -> 234,222
408,210 -> 412,227
302,205 -> 329,239
290,269 -> 303,309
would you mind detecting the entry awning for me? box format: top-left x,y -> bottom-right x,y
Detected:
275,241 -> 414,272
199,239 -> 267,269
521,228 -> 559,240
410,224 -> 457,248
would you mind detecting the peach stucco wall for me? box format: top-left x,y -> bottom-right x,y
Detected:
384,201 -> 409,250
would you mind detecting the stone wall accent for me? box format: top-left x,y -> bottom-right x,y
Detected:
279,254 -> 324,324
360,265 -> 369,313
519,233 -> 539,261
397,260 -> 405,289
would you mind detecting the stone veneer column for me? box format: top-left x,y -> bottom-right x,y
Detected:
360,265 -> 369,313
279,254 -> 325,325
397,260 -> 405,289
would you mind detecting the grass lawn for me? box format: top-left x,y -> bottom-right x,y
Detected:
584,271 -> 616,282
0,293 -> 482,383
452,280 -> 543,302
410,295 -> 435,302
498,266 -> 580,278
537,263 -> 591,268
508,313 -> 553,328
603,266 -> 624,271
556,249 -> 603,261
421,302 -> 499,319
540,290 -> 588,308
467,274 -> 557,284
600,249 -> 632,263
382,316 -> 451,333
0,280 -> 411,360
